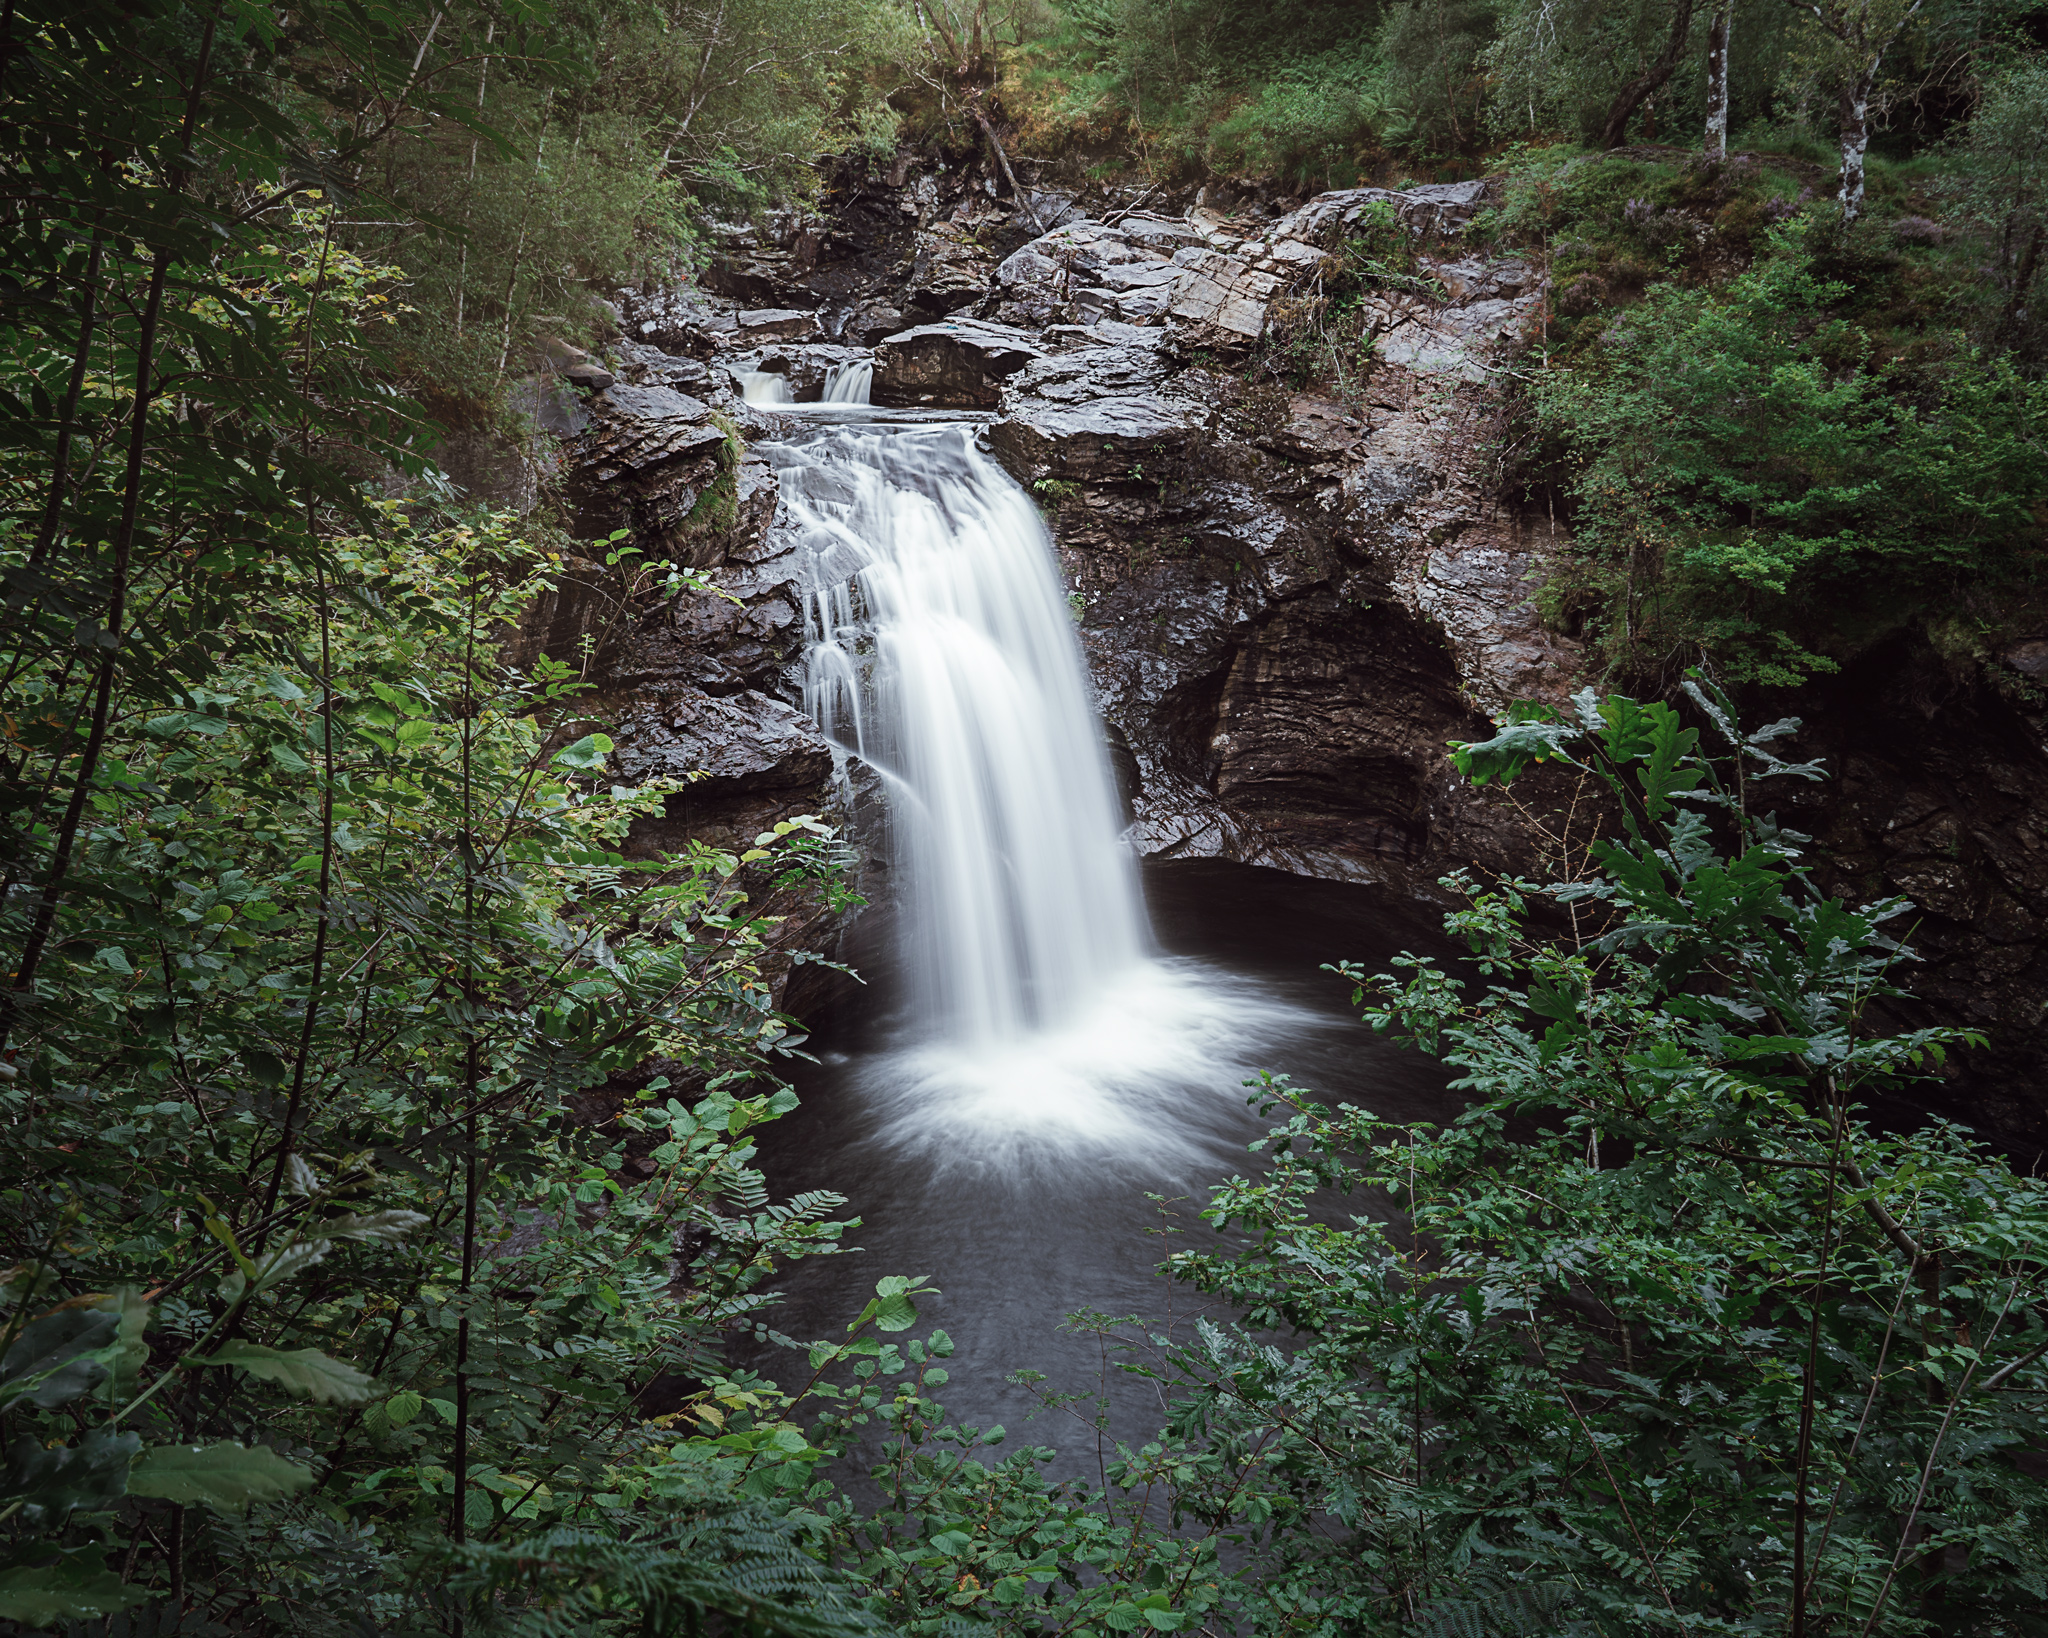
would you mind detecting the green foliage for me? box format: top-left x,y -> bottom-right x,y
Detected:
1526,228 -> 2048,683
1125,678 -> 2048,1632
446,1513 -> 891,1638
1037,0 -> 1394,182
1483,0 -> 1700,143
733,679 -> 2048,1635
788,1320 -> 1233,1635
353,0 -> 912,411
1940,54 -> 2048,360
1373,0 -> 1499,155
0,3 -> 873,1629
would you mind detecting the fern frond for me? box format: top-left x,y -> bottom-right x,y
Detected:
443,1509 -> 887,1638
1415,1580 -> 1580,1638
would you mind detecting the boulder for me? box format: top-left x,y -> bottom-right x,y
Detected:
563,361 -> 616,392
996,336 -> 1174,406
612,686 -> 833,796
1112,211 -> 1206,254
841,298 -> 906,345
872,318 -> 1046,409
568,386 -> 734,561
900,220 -> 999,319
699,206 -> 829,306
735,308 -> 820,343
599,383 -> 713,422
987,334 -> 1219,482
989,393 -> 1211,482
509,375 -> 588,441
988,244 -> 1069,329
613,340 -> 717,397
726,457 -> 781,560
610,568 -> 805,698
536,334 -> 591,370
1423,253 -> 1540,303
616,286 -> 740,357
988,217 -> 1195,330
1251,394 -> 1366,464
1269,181 -> 1491,246
1366,291 -> 1544,382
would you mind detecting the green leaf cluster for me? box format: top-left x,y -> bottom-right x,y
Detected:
0,3 -> 877,1629
1528,229 -> 2048,685
1113,678 -> 2048,1632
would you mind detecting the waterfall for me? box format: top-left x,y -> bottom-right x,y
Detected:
741,370 -> 791,405
822,360 -> 873,404
779,424 -> 1148,1046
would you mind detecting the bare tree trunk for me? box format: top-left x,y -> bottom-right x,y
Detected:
1704,2 -> 1733,159
971,100 -> 1043,231
1838,66 -> 1876,222
1601,0 -> 1698,148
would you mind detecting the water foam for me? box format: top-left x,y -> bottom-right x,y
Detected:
856,957 -> 1330,1174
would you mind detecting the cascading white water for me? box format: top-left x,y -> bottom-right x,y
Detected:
783,425 -> 1146,1043
822,361 -> 873,404
741,370 -> 792,405
760,416 -> 1322,1168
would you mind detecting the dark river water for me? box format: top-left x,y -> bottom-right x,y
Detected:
741,857 -> 1460,1472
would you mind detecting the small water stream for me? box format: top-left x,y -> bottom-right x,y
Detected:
738,401 -> 1457,1449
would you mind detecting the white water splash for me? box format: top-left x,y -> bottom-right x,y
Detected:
855,957 -> 1330,1171
741,370 -> 792,405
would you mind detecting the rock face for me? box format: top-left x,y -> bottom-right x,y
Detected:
565,387 -> 736,567
983,197 -> 1570,893
989,214 -> 1198,329
512,364 -> 847,1008
1778,640 -> 2048,1158
522,158 -> 2048,1149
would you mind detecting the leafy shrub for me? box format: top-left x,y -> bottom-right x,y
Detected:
1202,56 -> 1384,184
0,7 -> 875,1629
1126,681 -> 2048,1632
1527,231 -> 2048,683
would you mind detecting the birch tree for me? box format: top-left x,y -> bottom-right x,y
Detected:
1704,0 -> 1732,158
1785,0 -> 1924,220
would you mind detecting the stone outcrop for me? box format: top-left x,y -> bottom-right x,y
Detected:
974,192 -> 1567,894
612,686 -> 833,820
1776,639 -> 2048,1157
901,220 -> 1003,319
516,370 -> 847,1008
565,386 -> 736,567
989,214 -> 1198,329
994,356 -> 1579,896
872,318 -> 1046,407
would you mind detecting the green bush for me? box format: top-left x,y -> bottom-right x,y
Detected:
1528,230 -> 2048,684
1116,682 -> 2048,1632
0,7 -> 875,1630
